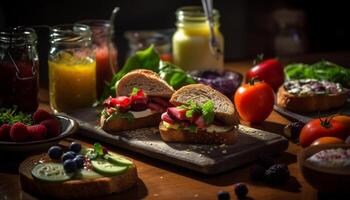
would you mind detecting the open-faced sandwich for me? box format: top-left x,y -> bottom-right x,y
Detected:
159,84 -> 239,144
20,142 -> 138,199
277,79 -> 348,113
100,69 -> 175,132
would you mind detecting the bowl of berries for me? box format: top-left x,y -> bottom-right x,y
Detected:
0,107 -> 78,152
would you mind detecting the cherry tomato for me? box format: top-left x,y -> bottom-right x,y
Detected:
299,118 -> 348,147
234,80 -> 275,123
310,137 -> 344,146
246,58 -> 284,91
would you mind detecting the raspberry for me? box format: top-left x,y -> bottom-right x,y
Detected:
0,124 -> 11,140
41,119 -> 60,138
33,109 -> 53,124
10,122 -> 29,142
264,164 -> 290,185
27,124 -> 47,141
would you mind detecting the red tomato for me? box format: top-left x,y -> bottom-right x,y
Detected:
333,115 -> 350,131
234,81 -> 275,123
299,118 -> 348,147
246,58 -> 284,91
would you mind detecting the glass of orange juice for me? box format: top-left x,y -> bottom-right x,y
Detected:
48,24 -> 96,112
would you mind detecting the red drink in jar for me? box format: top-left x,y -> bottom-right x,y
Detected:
0,28 -> 39,112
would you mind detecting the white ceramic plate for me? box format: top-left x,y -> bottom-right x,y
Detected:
0,115 -> 78,152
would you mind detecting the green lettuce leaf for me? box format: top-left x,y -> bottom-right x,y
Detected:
158,61 -> 196,90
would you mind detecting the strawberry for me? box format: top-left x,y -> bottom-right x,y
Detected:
33,109 -> 53,124
0,124 -> 11,140
41,119 -> 60,138
27,124 -> 47,141
10,122 -> 29,142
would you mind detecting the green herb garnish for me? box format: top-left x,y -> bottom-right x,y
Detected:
131,87 -> 140,96
201,100 -> 215,124
0,106 -> 33,125
106,109 -> 134,123
187,124 -> 198,133
178,100 -> 215,125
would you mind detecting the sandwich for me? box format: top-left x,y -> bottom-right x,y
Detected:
159,84 -> 240,144
277,79 -> 348,113
100,69 -> 175,132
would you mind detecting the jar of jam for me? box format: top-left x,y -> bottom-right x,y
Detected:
48,24 -> 96,112
172,6 -> 224,71
0,27 -> 39,112
77,20 -> 118,98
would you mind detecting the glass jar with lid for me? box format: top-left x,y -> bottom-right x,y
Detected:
48,24 -> 96,112
0,27 -> 39,112
172,6 -> 224,72
76,20 -> 118,98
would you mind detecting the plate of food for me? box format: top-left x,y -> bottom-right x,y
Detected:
0,107 -> 78,152
63,66 -> 288,174
274,61 -> 350,123
19,141 -> 138,199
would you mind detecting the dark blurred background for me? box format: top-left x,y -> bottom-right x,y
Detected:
1,0 -> 349,85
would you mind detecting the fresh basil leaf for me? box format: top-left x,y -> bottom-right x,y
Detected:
201,100 -> 214,125
94,143 -> 104,156
131,87 -> 139,96
106,110 -> 134,123
186,109 -> 194,118
158,61 -> 196,89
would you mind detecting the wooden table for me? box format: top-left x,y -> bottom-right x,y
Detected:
0,62 -> 325,200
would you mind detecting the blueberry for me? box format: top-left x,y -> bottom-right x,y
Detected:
63,159 -> 77,173
69,142 -> 82,153
48,146 -> 62,159
73,155 -> 84,169
234,183 -> 248,199
264,164 -> 290,185
62,151 -> 76,162
217,191 -> 230,200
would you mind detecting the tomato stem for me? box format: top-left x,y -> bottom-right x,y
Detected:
253,54 -> 264,66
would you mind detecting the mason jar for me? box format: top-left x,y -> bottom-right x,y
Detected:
0,27 -> 39,112
48,24 -> 96,112
172,6 -> 224,71
76,20 -> 118,98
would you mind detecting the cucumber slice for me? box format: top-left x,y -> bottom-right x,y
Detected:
91,159 -> 128,176
31,163 -> 73,182
74,169 -> 104,179
105,153 -> 133,166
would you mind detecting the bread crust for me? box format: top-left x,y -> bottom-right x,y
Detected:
159,122 -> 238,145
19,154 -> 138,199
277,86 -> 348,113
101,112 -> 162,133
116,69 -> 174,98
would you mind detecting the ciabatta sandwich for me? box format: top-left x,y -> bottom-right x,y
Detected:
159,84 -> 239,144
100,69 -> 174,132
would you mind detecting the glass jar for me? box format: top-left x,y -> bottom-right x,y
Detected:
48,24 -> 96,112
0,27 -> 39,112
172,6 -> 224,71
76,20 -> 118,98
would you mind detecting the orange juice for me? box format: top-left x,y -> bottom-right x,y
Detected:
49,51 -> 96,112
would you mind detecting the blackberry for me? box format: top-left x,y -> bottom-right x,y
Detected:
264,164 -> 290,185
234,183 -> 248,199
284,121 -> 305,141
217,191 -> 230,200
250,164 -> 266,180
257,155 -> 275,169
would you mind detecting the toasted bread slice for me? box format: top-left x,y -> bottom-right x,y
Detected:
101,112 -> 162,133
19,154 -> 138,200
170,84 -> 239,125
116,69 -> 174,98
277,86 -> 348,113
159,122 -> 238,145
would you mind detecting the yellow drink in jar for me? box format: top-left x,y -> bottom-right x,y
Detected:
49,51 -> 96,112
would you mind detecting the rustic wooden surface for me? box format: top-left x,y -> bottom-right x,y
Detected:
0,61 -> 332,200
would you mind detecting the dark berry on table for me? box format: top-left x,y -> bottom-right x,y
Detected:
63,159 -> 77,173
256,155 -> 275,169
33,109 -> 53,124
69,142 -> 82,153
73,155 -> 84,169
217,191 -> 230,200
264,164 -> 290,185
234,183 -> 248,199
284,121 -> 305,141
250,164 -> 266,180
62,151 -> 76,162
48,146 -> 63,159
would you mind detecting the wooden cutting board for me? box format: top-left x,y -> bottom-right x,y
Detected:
63,108 -> 288,174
